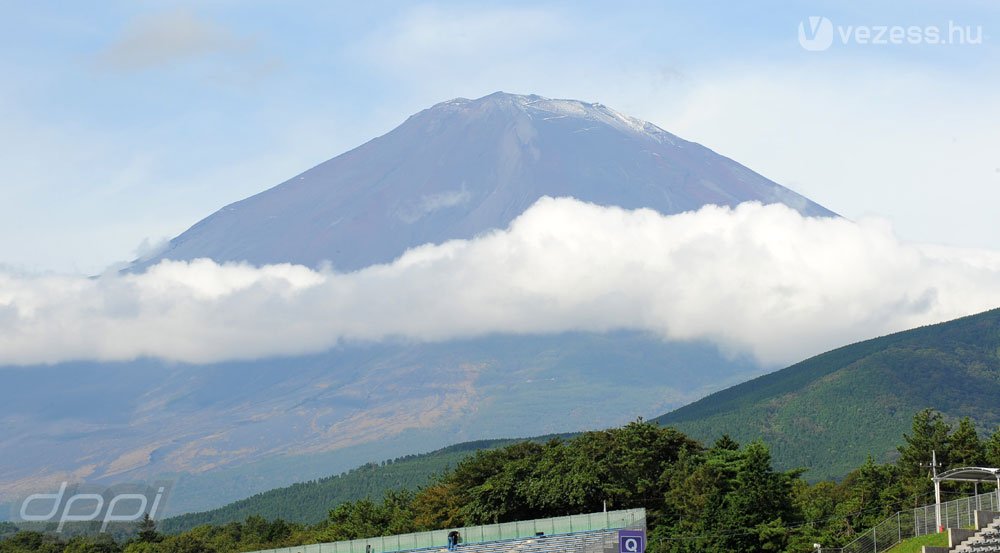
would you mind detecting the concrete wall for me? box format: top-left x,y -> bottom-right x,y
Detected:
949,527 -> 976,547
975,509 -> 1000,529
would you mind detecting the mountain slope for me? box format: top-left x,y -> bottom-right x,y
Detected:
0,332 -> 760,518
133,92 -> 833,272
654,307 -> 1000,480
158,438 -> 526,533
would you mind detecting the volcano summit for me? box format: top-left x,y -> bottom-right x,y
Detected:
134,92 -> 833,272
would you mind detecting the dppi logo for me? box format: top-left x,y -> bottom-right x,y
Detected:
799,16 -> 835,51
18,481 -> 170,532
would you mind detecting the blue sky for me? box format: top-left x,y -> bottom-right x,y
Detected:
2,1 -> 998,274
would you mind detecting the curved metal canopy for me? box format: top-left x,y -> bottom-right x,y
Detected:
934,467 -> 1000,483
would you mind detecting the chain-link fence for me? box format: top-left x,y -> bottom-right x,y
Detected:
820,491 -> 1000,553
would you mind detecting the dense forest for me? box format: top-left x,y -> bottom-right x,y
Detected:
658,307 -> 1000,480
4,411 -> 1000,553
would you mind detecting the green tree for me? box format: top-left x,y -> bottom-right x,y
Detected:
0,531 -> 66,553
528,422 -> 698,517
0,522 -> 18,538
724,441 -> 799,552
156,533 -> 213,553
950,417 -> 985,467
122,542 -> 159,553
984,426 -> 1000,467
411,482 -> 463,529
656,441 -> 799,553
787,480 -> 841,552
451,441 -> 545,524
897,409 -> 951,504
317,490 -> 416,542
62,535 -> 121,553
136,514 -> 160,544
833,456 -> 902,539
712,435 -> 740,451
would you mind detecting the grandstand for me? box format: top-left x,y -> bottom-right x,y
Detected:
954,516 -> 1000,552
247,508 -> 646,553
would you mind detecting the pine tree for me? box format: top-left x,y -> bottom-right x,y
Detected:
984,427 -> 1000,467
897,409 -> 951,505
950,417 -> 985,467
137,512 -> 160,543
713,434 -> 740,451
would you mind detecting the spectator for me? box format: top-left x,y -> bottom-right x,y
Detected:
447,530 -> 460,551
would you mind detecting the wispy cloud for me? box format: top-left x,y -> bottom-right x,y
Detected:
359,5 -> 573,78
396,185 -> 471,223
2,198 -> 999,367
97,9 -> 250,72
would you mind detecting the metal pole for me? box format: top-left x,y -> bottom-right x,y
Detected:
898,511 -> 902,543
970,493 -> 973,527
933,451 -> 943,533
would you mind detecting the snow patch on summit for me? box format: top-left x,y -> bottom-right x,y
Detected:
432,92 -> 679,145
516,93 -> 678,146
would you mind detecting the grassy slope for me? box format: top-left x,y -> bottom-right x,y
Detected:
655,308 -> 1000,480
888,532 -> 947,552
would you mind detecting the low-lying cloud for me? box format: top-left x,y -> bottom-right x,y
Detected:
3,197 -> 1000,367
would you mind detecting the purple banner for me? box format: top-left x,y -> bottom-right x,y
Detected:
619,529 -> 645,553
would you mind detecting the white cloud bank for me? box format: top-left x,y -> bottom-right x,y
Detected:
2,197 -> 1000,368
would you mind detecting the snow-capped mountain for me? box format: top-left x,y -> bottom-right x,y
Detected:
135,92 -> 832,271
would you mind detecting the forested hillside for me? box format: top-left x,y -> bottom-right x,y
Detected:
656,307 -> 1000,479
161,439 -> 530,533
7,415 -> 1000,553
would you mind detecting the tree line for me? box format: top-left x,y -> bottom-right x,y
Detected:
4,410 -> 1000,553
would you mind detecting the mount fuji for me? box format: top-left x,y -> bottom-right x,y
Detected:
2,93 -> 835,518
133,92 -> 832,271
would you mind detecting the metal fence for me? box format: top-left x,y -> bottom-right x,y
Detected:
247,508 -> 645,553
820,491 -> 999,553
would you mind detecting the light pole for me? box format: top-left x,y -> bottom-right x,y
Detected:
922,451 -> 943,533
932,451 -> 942,533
